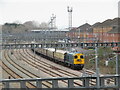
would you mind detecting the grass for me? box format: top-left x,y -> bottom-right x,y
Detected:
84,47 -> 116,74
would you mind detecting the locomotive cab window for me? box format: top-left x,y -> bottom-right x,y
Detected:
74,55 -> 78,59
80,55 -> 84,59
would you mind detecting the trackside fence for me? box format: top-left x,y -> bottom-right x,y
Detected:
0,75 -> 120,89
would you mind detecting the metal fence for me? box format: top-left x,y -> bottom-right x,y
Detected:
1,75 -> 120,89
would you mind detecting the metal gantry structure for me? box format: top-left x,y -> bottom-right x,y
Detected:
49,14 -> 56,29
1,42 -> 119,49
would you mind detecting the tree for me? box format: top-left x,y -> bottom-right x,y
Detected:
39,22 -> 49,29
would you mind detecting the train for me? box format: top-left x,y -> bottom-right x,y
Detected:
32,48 -> 85,70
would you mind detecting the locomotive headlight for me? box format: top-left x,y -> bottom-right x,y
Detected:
80,55 -> 84,59
74,55 -> 78,59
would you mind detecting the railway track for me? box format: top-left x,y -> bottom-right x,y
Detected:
2,50 -> 51,88
15,49 -> 82,87
29,49 -> 96,77
9,49 -> 53,88
19,49 -> 97,86
1,50 -> 36,88
26,49 -> 115,85
28,49 -> 95,76
24,49 -> 81,77
1,49 -> 114,88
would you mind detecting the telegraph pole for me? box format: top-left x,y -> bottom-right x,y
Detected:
116,52 -> 120,75
115,14 -> 120,87
95,46 -> 100,89
117,1 -> 120,88
115,48 -> 120,89
0,25 -> 2,79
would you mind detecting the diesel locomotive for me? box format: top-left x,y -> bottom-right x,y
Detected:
32,48 -> 84,70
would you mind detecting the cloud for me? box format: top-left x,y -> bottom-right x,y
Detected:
0,0 -> 118,27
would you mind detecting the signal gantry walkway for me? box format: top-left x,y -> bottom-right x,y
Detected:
1,42 -> 120,49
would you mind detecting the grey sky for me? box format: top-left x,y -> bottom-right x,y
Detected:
0,0 -> 119,28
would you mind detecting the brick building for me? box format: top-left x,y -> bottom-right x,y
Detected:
67,18 -> 120,44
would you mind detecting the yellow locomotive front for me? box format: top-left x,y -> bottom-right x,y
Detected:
64,52 -> 85,70
74,53 -> 84,64
73,53 -> 84,70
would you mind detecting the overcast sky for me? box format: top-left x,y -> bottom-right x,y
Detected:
0,0 -> 119,28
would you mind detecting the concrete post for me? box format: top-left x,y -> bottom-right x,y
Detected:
52,80 -> 58,88
20,81 -> 26,88
36,81 -> 42,88
68,79 -> 74,88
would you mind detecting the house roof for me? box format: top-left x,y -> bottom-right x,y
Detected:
77,23 -> 92,33
93,18 -> 120,28
108,26 -> 120,33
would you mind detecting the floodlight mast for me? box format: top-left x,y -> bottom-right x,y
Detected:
67,6 -> 73,31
